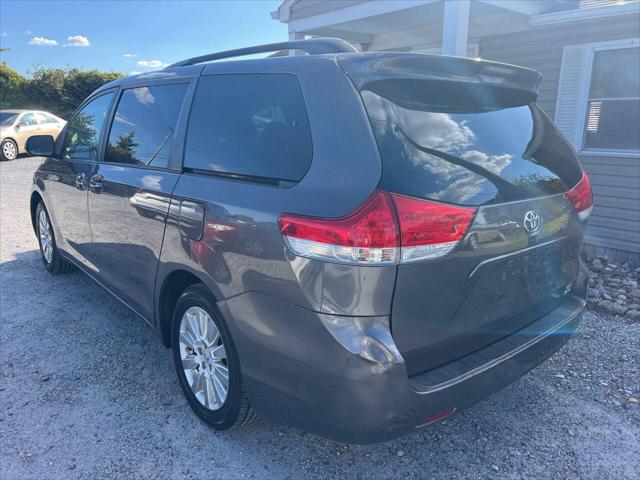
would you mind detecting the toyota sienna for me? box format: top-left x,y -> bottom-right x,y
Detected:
27,39 -> 591,443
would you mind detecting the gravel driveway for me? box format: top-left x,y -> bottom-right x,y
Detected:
1,157 -> 639,480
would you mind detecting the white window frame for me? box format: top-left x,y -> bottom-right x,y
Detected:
574,37 -> 640,158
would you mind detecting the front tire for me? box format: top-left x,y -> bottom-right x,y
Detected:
171,284 -> 256,430
1,139 -> 18,161
35,202 -> 75,274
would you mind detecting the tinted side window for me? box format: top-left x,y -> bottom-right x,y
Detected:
63,92 -> 115,161
184,74 -> 312,182
105,84 -> 188,168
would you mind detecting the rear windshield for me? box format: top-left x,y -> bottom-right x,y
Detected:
361,84 -> 582,206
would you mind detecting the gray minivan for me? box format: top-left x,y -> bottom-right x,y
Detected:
28,39 -> 591,443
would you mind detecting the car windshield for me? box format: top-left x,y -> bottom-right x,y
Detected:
0,112 -> 19,127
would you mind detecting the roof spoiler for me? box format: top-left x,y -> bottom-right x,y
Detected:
338,53 -> 542,101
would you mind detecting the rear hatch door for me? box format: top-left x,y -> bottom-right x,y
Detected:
340,53 -> 586,375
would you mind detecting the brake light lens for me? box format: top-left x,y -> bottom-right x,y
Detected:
279,190 -> 477,265
566,171 -> 593,221
278,191 -> 399,265
391,193 -> 477,263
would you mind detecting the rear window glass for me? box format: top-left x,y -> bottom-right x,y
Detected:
184,74 -> 312,182
361,86 -> 582,206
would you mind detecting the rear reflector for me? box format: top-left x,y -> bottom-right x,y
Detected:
566,171 -> 593,221
391,193 -> 476,263
279,190 -> 477,265
416,407 -> 456,428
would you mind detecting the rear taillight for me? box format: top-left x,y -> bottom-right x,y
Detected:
278,191 -> 400,265
391,193 -> 476,263
278,190 -> 476,265
566,171 -> 593,221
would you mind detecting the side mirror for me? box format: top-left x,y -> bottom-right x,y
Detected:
26,135 -> 55,157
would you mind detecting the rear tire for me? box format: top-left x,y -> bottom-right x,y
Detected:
1,139 -> 18,161
35,202 -> 75,274
171,284 -> 257,430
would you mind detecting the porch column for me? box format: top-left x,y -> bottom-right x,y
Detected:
442,0 -> 470,56
289,30 -> 305,42
288,28 -> 305,55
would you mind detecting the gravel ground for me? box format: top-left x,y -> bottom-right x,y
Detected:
1,157 -> 639,480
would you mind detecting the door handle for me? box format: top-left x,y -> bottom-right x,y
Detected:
89,174 -> 104,192
74,173 -> 86,190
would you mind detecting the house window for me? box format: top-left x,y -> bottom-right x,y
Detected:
583,45 -> 640,153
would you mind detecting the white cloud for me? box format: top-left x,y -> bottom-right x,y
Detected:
136,59 -> 168,68
123,53 -> 137,58
28,36 -> 58,46
133,86 -> 156,105
141,175 -> 162,190
114,112 -> 136,127
1,32 -> 8,37
128,70 -> 142,76
460,150 -> 511,176
67,35 -> 91,47
24,30 -> 32,35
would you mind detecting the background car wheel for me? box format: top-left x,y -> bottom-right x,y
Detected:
35,202 -> 75,274
172,284 -> 257,430
1,139 -> 18,161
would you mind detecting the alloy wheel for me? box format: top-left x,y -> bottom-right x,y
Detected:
2,141 -> 17,160
179,306 -> 229,410
38,209 -> 54,264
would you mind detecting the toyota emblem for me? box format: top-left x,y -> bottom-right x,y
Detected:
523,210 -> 543,236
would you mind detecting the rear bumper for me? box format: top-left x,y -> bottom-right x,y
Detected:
218,261 -> 588,444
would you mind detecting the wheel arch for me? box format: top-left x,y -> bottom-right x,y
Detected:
157,268 -> 222,348
30,191 -> 44,235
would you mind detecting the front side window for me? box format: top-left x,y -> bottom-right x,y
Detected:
583,46 -> 640,152
0,112 -> 19,126
184,74 -> 312,182
105,83 -> 188,168
63,92 -> 114,161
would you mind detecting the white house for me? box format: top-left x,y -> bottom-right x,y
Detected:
272,0 -> 640,261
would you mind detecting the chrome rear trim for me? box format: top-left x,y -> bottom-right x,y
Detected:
468,236 -> 568,278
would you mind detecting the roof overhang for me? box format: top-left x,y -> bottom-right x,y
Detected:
530,1 -> 639,26
271,0 -> 558,46
272,0 -> 554,27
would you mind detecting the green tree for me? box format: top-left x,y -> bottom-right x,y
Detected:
0,63 -> 123,118
106,131 -> 139,163
0,62 -> 26,108
23,67 -> 123,117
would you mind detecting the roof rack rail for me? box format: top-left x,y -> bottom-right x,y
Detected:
167,38 -> 357,68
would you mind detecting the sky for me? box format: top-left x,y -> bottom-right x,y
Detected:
0,0 -> 287,75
